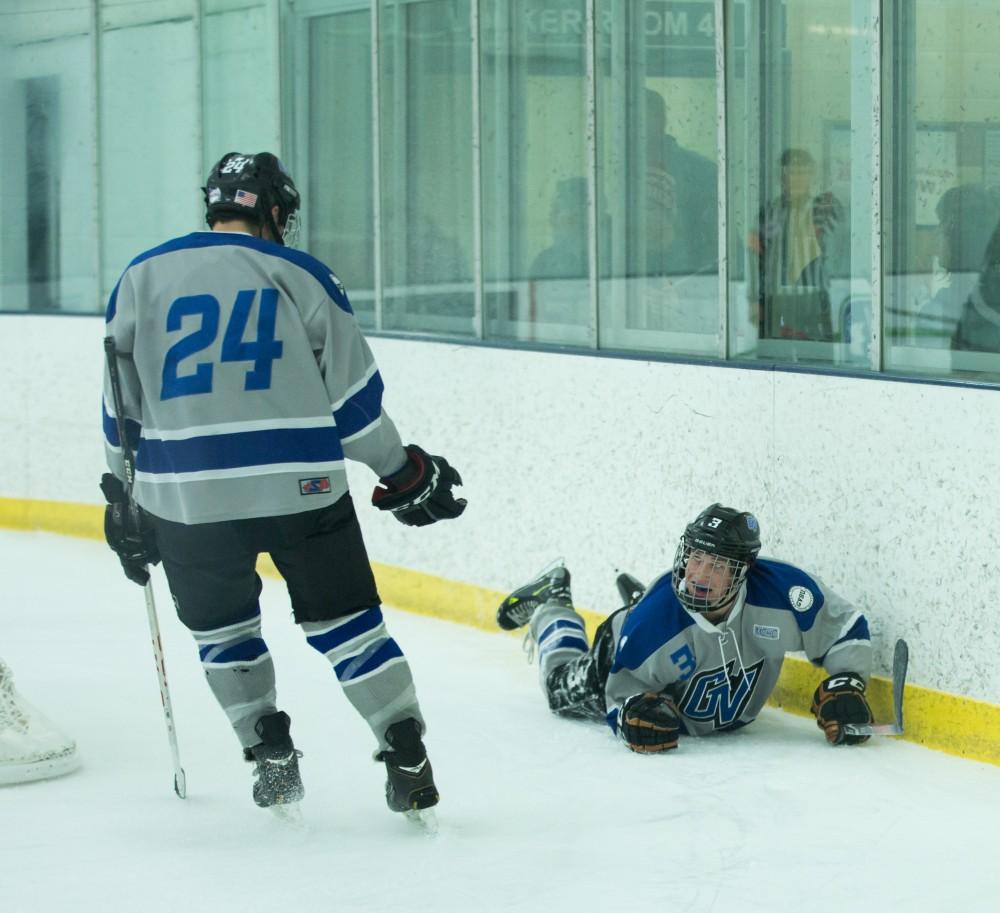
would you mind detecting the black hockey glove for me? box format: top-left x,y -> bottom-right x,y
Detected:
620,692 -> 681,753
811,672 -> 873,745
371,444 -> 466,527
100,473 -> 159,586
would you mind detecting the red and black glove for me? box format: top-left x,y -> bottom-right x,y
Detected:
811,672 -> 873,745
619,692 -> 681,753
372,444 -> 466,527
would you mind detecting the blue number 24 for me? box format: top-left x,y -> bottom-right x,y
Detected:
161,289 -> 283,400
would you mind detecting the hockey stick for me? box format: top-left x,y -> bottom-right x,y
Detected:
104,337 -> 187,799
841,638 -> 909,738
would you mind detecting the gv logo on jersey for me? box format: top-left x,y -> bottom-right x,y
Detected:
679,659 -> 764,729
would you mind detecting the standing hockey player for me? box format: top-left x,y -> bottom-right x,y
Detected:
101,151 -> 465,819
497,504 -> 873,752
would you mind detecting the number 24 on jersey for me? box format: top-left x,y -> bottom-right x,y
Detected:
161,288 -> 283,400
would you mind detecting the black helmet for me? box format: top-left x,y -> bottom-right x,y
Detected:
203,152 -> 300,245
671,504 -> 761,613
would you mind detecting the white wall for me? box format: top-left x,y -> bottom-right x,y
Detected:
2,314 -> 998,705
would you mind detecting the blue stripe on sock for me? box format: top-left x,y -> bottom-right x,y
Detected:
540,634 -> 589,655
538,618 -> 585,643
333,638 -> 404,682
305,608 -> 383,655
199,637 -> 268,664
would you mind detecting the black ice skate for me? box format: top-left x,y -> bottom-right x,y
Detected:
496,560 -> 572,630
375,718 -> 439,832
245,711 -> 304,810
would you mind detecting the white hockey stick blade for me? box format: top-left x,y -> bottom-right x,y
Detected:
841,721 -> 903,737
842,638 -> 910,739
403,807 -> 439,836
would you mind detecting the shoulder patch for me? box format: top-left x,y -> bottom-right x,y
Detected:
747,558 -> 826,632
788,585 -> 814,612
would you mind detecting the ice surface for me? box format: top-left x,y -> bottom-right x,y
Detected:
1,531 -> 996,913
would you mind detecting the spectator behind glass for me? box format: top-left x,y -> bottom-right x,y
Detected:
917,184 -> 1000,348
643,88 -> 718,277
748,147 -> 844,341
952,220 -> 1000,355
530,177 -> 589,280
530,177 -> 611,280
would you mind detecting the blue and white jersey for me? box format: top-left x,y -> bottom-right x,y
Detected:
604,558 -> 872,738
103,231 -> 406,523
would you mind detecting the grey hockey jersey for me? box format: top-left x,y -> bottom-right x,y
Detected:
605,558 -> 872,738
102,231 -> 406,524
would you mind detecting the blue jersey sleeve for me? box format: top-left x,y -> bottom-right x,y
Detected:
610,574 -> 695,673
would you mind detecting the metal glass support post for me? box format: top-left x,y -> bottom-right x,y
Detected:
585,0 -> 598,349
90,0 -> 104,306
715,0 -> 728,358
370,0 -> 384,331
869,0 -> 882,371
471,0 -> 484,340
193,0 -> 204,183
269,0 -> 282,155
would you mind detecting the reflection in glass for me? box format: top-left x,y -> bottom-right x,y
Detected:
951,223 -> 1000,356
3,0 -> 1000,386
0,4 -> 96,314
380,0 -> 474,336
749,147 -> 843,342
100,17 -> 201,298
597,1 -> 721,355
729,0 -> 874,368
306,10 -> 375,327
202,1 -> 280,179
885,0 -> 1000,379
24,77 -> 60,312
481,0 -> 591,346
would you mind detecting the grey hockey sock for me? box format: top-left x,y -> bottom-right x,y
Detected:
191,614 -> 278,748
530,602 -> 591,686
302,607 -> 424,749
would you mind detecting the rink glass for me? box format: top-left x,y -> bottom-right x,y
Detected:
2,0 -> 1000,385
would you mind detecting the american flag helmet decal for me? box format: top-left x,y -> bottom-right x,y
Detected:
234,188 -> 258,207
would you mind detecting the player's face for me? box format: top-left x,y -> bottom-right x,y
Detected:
684,549 -> 736,610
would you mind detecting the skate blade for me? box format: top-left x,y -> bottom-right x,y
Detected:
403,806 -> 439,836
268,801 -> 304,826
